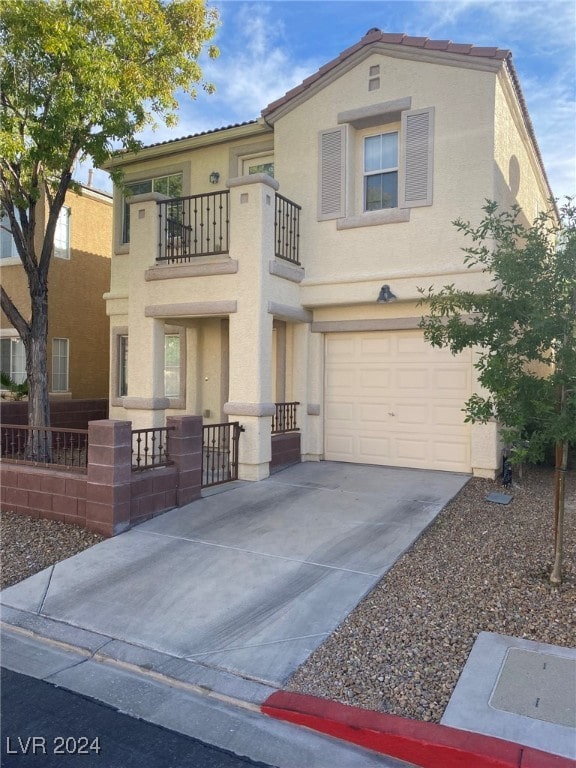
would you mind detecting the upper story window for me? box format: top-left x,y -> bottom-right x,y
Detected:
0,212 -> 21,260
54,206 -> 70,259
1,207 -> 70,259
364,132 -> 398,211
242,154 -> 275,178
123,173 -> 183,243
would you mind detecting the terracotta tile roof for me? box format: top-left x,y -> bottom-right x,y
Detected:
139,120 -> 260,152
263,29 -> 510,117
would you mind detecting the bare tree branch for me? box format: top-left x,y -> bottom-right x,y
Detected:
0,284 -> 30,341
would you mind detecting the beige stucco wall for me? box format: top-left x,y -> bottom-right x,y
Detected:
272,52 -> 498,298
493,69 -> 552,224
1,187 -> 112,399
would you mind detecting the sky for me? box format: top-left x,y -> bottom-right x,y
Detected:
84,0 -> 576,203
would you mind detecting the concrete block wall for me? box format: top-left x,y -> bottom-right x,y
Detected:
0,464 -> 87,528
0,399 -> 109,429
0,416 -> 203,537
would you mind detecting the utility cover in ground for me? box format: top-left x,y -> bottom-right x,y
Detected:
490,649 -> 576,727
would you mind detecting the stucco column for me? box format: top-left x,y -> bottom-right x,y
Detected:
123,193 -> 169,429
224,175 -> 278,480
303,329 -> 324,461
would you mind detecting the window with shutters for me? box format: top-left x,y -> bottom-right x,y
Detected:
318,104 -> 434,226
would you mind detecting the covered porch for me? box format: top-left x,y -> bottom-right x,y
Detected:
106,174 -> 322,481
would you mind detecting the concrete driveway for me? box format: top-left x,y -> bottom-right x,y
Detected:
1,462 -> 469,686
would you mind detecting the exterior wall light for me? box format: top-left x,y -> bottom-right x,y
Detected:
377,284 -> 397,303
209,171 -> 220,184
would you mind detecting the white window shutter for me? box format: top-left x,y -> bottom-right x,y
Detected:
399,107 -> 434,208
318,126 -> 346,220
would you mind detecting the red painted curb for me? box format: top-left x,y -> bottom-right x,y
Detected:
262,691 -> 575,768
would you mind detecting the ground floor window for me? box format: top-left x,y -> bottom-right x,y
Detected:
112,327 -> 184,406
164,333 -> 180,398
0,337 -> 26,384
118,335 -> 128,397
52,338 -> 69,391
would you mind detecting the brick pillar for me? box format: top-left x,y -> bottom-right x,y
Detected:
166,415 -> 202,506
86,420 -> 132,537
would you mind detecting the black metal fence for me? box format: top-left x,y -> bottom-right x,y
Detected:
132,427 -> 173,471
0,424 -> 88,471
202,422 -> 243,488
275,194 -> 301,265
271,402 -> 300,434
157,191 -> 230,262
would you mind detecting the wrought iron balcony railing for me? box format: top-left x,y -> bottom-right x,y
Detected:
157,190 -> 301,265
157,191 -> 230,262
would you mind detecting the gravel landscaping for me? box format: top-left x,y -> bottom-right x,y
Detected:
0,513 -> 104,590
287,466 -> 576,722
1,466 -> 574,724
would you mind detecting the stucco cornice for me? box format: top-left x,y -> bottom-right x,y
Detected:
144,300 -> 237,318
268,260 -> 305,283
267,302 -> 312,323
122,396 -> 170,410
224,401 -> 276,417
145,260 -> 238,281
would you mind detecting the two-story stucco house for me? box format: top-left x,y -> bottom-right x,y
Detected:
104,29 -> 553,482
1,182 -> 112,400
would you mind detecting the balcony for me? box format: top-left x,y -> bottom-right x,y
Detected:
157,190 -> 301,266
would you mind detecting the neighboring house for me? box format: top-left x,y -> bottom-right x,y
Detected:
103,29 -> 553,481
1,183 -> 112,399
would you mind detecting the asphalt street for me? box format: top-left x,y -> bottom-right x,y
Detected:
1,668 -> 275,768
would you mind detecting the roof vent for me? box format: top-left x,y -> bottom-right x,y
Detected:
365,27 -> 381,35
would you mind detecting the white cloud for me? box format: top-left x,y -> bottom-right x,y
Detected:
420,0 -> 576,49
203,3 -> 321,118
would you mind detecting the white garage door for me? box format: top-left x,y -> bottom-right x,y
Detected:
324,330 -> 472,472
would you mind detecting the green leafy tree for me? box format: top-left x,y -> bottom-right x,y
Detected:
0,0 -> 218,453
419,200 -> 576,585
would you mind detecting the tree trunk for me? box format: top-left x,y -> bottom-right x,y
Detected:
24,289 -> 51,460
550,439 -> 569,586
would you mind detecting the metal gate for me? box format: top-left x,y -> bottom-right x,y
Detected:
202,421 -> 243,488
